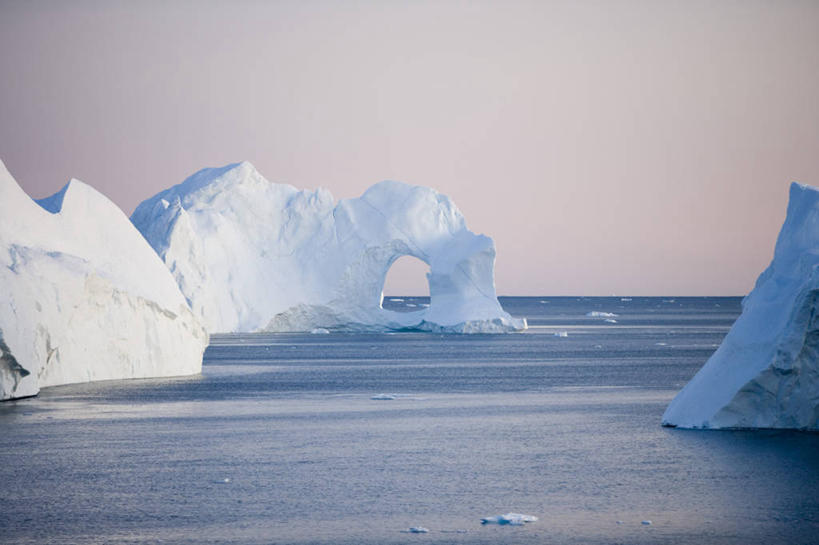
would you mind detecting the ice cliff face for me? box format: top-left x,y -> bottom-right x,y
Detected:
663,182 -> 819,430
0,161 -> 208,401
131,162 -> 525,333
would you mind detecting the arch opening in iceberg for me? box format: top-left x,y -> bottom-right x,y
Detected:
381,254 -> 431,314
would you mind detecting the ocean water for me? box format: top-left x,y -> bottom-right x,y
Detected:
2,297 -> 818,544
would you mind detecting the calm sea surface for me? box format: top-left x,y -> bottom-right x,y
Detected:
2,297 -> 818,544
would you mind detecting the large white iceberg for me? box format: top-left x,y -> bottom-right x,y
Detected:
131,162 -> 525,333
0,161 -> 208,401
663,182 -> 819,430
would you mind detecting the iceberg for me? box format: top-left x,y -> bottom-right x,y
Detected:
131,162 -> 526,334
0,161 -> 208,401
663,182 -> 819,429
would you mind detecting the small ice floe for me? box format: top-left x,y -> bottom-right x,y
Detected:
310,327 -> 330,334
401,527 -> 429,534
616,520 -> 624,525
586,311 -> 619,318
391,298 -> 404,302
604,319 -> 617,323
594,344 -> 603,349
481,513 -> 538,525
371,393 -> 397,400
539,300 -> 548,304
420,303 -> 430,308
662,299 -> 675,303
620,298 -> 632,302
213,477 -> 231,484
641,520 -> 652,526
655,342 -> 667,346
554,331 -> 569,338
406,303 -> 417,307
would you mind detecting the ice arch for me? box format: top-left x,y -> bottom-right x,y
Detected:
131,162 -> 526,333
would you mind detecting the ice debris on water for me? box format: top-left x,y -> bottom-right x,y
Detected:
554,331 -> 569,338
586,311 -> 619,318
402,527 -> 429,533
310,327 -> 330,334
481,513 -> 538,525
604,318 -> 617,323
642,520 -> 652,525
371,393 -> 397,400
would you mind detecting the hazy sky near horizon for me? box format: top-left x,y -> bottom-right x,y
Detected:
2,0 -> 818,295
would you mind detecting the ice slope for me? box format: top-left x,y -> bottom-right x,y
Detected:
0,161 -> 208,401
663,182 -> 819,429
131,162 -> 525,333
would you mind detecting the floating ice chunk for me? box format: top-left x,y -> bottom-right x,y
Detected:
406,303 -> 417,307
391,298 -> 404,302
310,327 -> 330,334
481,513 -> 538,525
586,311 -> 619,318
604,319 -> 618,323
554,331 -> 569,337
616,520 -> 624,525
371,393 -> 397,400
620,298 -> 632,302
403,527 -> 429,533
642,520 -> 652,526
655,342 -> 667,346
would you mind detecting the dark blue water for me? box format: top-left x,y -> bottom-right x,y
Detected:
1,297 -> 818,544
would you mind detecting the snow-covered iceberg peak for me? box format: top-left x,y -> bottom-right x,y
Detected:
663,182 -> 819,430
132,162 -> 525,333
0,160 -> 208,401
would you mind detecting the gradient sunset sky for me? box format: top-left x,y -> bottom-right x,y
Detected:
2,0 -> 818,295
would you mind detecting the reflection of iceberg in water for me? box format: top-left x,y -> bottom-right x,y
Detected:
132,162 -> 526,334
663,183 -> 819,430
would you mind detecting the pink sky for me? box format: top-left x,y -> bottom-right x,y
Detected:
2,0 -> 818,295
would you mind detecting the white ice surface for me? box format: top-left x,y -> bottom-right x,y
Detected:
663,182 -> 819,429
0,160 -> 208,401
132,162 -> 526,334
